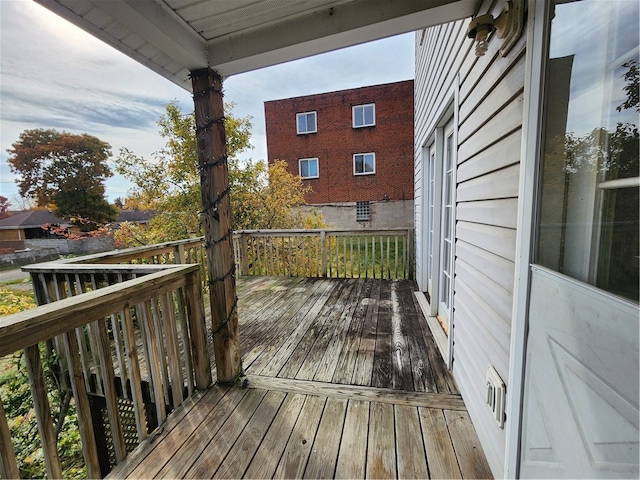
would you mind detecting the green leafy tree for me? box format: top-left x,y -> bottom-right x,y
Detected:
115,102 -> 324,246
6,129 -> 117,230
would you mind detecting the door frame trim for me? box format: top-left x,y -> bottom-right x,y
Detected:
504,0 -> 551,476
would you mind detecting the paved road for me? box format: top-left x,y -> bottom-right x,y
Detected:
0,268 -> 30,283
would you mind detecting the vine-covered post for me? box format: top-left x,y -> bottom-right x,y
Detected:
190,68 -> 242,384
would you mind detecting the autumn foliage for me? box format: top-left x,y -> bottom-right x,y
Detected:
6,129 -> 117,230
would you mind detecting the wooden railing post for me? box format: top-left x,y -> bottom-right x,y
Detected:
191,68 -> 242,384
176,244 -> 186,264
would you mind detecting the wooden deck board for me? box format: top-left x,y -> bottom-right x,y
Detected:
107,277 -> 492,479
303,397 -> 347,479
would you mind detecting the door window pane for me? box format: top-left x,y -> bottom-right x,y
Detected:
536,0 -> 639,302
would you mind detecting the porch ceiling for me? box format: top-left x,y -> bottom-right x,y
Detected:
34,0 -> 476,90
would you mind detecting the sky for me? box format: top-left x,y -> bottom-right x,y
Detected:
0,0 -> 415,206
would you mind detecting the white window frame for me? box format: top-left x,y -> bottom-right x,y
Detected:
298,157 -> 319,179
353,152 -> 376,175
296,111 -> 317,134
438,121 -> 456,323
419,95 -> 457,369
352,103 -> 375,128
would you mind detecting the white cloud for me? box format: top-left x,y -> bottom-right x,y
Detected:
1,0 -> 414,203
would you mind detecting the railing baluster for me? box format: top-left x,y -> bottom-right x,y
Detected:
184,270 -> 212,390
63,329 -> 101,479
176,287 -> 194,396
395,236 -> 399,279
365,236 -> 369,279
150,297 -> 171,408
24,345 -> 63,479
386,236 -> 391,279
121,307 -> 148,441
95,316 -> 128,464
140,299 -> 167,426
163,293 -> 184,409
0,396 -> 19,479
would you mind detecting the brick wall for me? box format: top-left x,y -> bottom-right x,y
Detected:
265,80 -> 414,205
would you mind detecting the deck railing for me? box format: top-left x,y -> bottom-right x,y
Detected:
233,228 -> 414,280
25,237 -> 208,311
0,265 -> 212,479
1,230 -> 413,477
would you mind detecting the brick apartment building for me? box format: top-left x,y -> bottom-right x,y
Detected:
264,80 -> 414,228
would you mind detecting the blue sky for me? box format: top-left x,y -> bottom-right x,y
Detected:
1,0 -> 414,204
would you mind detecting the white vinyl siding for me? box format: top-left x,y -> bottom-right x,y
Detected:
414,0 -> 527,475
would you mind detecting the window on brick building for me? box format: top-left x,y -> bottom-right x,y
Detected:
354,153 -> 375,175
299,158 -> 319,179
353,104 -> 375,128
356,201 -> 370,221
296,111 -> 317,134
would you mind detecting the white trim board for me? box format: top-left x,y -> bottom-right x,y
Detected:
414,292 -> 448,362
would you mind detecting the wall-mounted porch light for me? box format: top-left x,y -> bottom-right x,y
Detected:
467,0 -> 524,57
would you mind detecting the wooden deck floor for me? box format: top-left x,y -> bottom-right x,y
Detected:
107,277 -> 492,479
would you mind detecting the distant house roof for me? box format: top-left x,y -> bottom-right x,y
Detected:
115,209 -> 154,224
0,210 -> 69,230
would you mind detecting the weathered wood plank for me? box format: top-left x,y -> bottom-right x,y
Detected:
390,283 -> 413,391
243,279 -> 328,372
292,279 -> 357,380
335,400 -> 369,478
152,387 -> 251,479
311,280 -> 365,382
303,397 -> 347,479
371,281 -> 393,389
118,387 -> 228,478
176,389 -> 267,479
351,281 -> 381,386
273,395 -> 326,479
395,405 -> 429,479
213,390 -> 286,478
245,375 -> 465,410
366,401 -> 396,479
257,280 -> 336,377
445,409 -> 494,479
332,279 -> 374,384
420,407 -> 462,479
243,393 -> 306,478
279,279 -> 353,379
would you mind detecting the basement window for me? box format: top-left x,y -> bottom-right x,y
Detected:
356,201 -> 370,222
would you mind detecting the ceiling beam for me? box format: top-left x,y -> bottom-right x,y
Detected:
36,0 -> 207,87
208,0 -> 476,76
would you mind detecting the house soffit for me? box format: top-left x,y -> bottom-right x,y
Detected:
34,0 -> 476,90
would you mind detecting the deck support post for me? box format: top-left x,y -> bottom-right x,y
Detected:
190,68 -> 242,384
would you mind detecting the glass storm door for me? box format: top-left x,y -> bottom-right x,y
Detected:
520,1 -> 639,477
